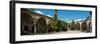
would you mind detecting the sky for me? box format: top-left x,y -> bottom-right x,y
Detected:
30,8 -> 91,23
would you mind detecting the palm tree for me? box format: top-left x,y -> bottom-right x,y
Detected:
48,9 -> 58,32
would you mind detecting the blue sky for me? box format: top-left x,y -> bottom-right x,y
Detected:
30,8 -> 91,22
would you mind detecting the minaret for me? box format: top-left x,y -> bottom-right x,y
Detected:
54,9 -> 58,20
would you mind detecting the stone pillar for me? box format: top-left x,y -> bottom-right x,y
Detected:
34,21 -> 37,34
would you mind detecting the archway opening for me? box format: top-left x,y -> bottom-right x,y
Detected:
21,9 -> 34,35
36,17 -> 47,34
81,21 -> 87,32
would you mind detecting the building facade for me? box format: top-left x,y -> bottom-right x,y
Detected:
21,8 -> 52,35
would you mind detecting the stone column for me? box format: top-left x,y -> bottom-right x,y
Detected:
34,20 -> 37,34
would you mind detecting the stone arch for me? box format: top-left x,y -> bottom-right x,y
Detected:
88,22 -> 92,32
81,21 -> 87,32
36,17 -> 47,34
21,12 -> 34,35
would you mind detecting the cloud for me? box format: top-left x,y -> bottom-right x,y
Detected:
75,18 -> 85,22
34,11 -> 44,14
59,19 -> 62,20
67,21 -> 72,23
83,18 -> 86,20
47,15 -> 52,17
65,20 -> 72,23
75,19 -> 82,21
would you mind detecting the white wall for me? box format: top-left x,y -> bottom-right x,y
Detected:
0,0 -> 99,44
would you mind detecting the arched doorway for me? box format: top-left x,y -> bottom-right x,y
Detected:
81,21 -> 87,32
36,17 -> 47,34
21,10 -> 34,35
